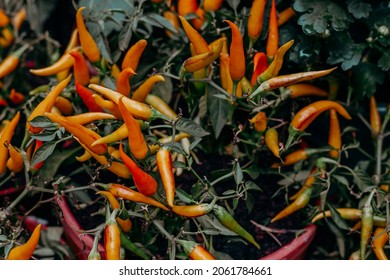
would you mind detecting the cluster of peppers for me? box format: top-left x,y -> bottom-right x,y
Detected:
1,0 -> 389,260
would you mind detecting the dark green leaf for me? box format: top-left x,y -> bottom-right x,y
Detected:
28,116 -> 53,128
143,14 -> 177,34
233,161 -> 243,185
347,0 -> 372,19
207,89 -> 230,139
151,75 -> 172,104
172,160 -> 187,169
31,141 -> 58,167
189,138 -> 202,151
328,204 -> 351,231
351,62 -> 385,99
118,21 -> 133,51
227,0 -> 240,11
244,181 -> 262,192
175,118 -> 210,137
294,0 -> 351,35
175,189 -> 195,204
378,49 -> 390,71
242,165 -> 261,179
245,192 -> 255,214
222,190 -> 237,196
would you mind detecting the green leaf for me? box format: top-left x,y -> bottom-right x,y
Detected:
245,192 -> 255,214
172,160 -> 187,169
31,141 -> 58,167
175,189 -> 195,204
189,138 -> 202,151
233,160 -> 243,185
351,62 -> 385,99
175,118 -> 210,137
347,0 -> 372,19
142,14 -> 177,34
378,49 -> 390,71
244,181 -> 262,192
28,116 -> 54,128
328,204 -> 351,231
151,75 -> 172,104
294,0 -> 351,35
242,165 -> 261,179
226,0 -> 240,11
118,21 -> 133,51
326,32 -> 365,70
207,88 -> 230,139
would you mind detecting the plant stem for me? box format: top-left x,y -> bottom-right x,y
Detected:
210,171 -> 234,186
374,132 -> 383,185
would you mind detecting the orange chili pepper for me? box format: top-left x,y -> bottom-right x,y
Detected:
75,80 -> 104,112
192,7 -> 206,30
0,111 -> 20,174
277,7 -> 296,26
92,94 -> 122,119
0,44 -> 29,79
26,75 -> 72,134
179,240 -> 216,260
89,84 -> 169,121
29,49 -> 76,77
249,111 -> 267,132
178,16 -> 209,55
156,148 -> 176,207
6,224 -> 41,260
145,94 -> 178,120
0,27 -> 14,48
219,52 -> 233,93
224,20 -> 245,82
202,0 -> 224,12
369,95 -> 381,137
286,83 -> 328,98
121,39 -> 147,71
67,112 -> 116,125
100,182 -> 168,211
76,7 -> 101,63
91,124 -> 128,146
69,49 -> 90,86
0,9 -> 10,26
119,142 -> 157,196
148,132 -> 190,154
6,144 -> 24,173
131,74 -> 165,103
77,140 -> 131,178
247,0 -> 266,48
117,97 -> 149,160
163,11 -> 179,38
116,67 -> 136,96
280,149 -> 308,166
271,187 -> 312,223
172,203 -> 214,218
372,227 -> 389,260
289,167 -> 321,200
290,100 -> 351,131
183,37 -> 224,72
104,213 -> 121,260
44,112 -> 108,155
266,0 -> 279,58
54,96 -> 74,116
328,109 -> 341,158
177,0 -> 198,17
264,128 -> 280,158
98,191 -> 132,233
251,52 -> 268,86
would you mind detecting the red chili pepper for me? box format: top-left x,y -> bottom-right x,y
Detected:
117,97 -> 149,160
6,224 -> 41,260
75,81 -> 104,112
266,0 -> 279,58
156,148 -> 176,208
9,88 -> 24,104
119,142 -> 157,196
251,52 -> 268,86
76,7 -> 101,63
224,20 -> 246,82
32,140 -> 45,170
69,49 -> 90,86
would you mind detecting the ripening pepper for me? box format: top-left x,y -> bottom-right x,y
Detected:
67,112 -> 116,125
247,0 -> 266,48
224,20 -> 245,82
54,96 -> 74,116
116,67 -> 136,96
76,7 -> 101,63
202,0 -> 224,12
264,128 -> 280,158
69,49 -> 90,86
0,44 -> 29,79
251,52 -> 268,86
12,7 -> 27,31
132,74 -> 165,103
156,148 -> 176,208
328,109 -> 341,159
144,94 -> 178,121
285,83 -> 328,99
179,240 -> 216,260
178,16 -> 209,55
121,39 -> 147,71
369,95 -> 381,137
104,213 -> 121,260
9,88 -> 25,104
75,81 -> 104,112
372,227 -> 389,260
249,111 -> 267,132
277,7 -> 296,26
6,144 -> 24,173
177,0 -> 198,17
266,0 -> 279,58
172,203 -> 214,218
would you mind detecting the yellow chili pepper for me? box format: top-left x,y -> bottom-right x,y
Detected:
67,112 -> 116,125
6,144 -> 24,173
369,95 -> 381,137
183,38 -> 224,72
264,128 -> 280,158
144,94 -> 178,120
6,224 -> 41,260
131,74 -> 165,103
249,111 -> 267,132
76,7 -> 101,63
328,109 -> 341,158
0,112 -> 21,174
0,44 -> 29,79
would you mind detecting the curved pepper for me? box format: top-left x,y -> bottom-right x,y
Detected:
219,52 -> 233,93
119,142 -> 157,196
172,203 -> 214,218
75,81 -> 104,112
6,224 -> 41,260
224,20 -> 245,82
6,144 -> 24,173
29,48 -> 77,77
69,49 -> 90,85
92,94 -> 122,119
121,39 -> 147,71
45,112 -> 107,155
372,227 -> 389,260
100,182 -> 168,211
213,205 -> 260,249
76,7 -> 101,63
116,67 -> 136,96
0,44 -> 29,79
178,16 -> 209,55
360,199 -> 374,260
179,240 -> 216,260
66,112 -> 116,125
249,111 -> 267,132
251,52 -> 268,86
54,96 -> 74,116
266,0 -> 279,58
132,74 -> 165,103
328,109 -> 341,158
0,111 -> 20,174
156,148 -> 176,208
369,95 -> 381,137
117,97 -> 149,160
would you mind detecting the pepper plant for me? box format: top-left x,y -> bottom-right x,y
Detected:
0,0 -> 389,260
